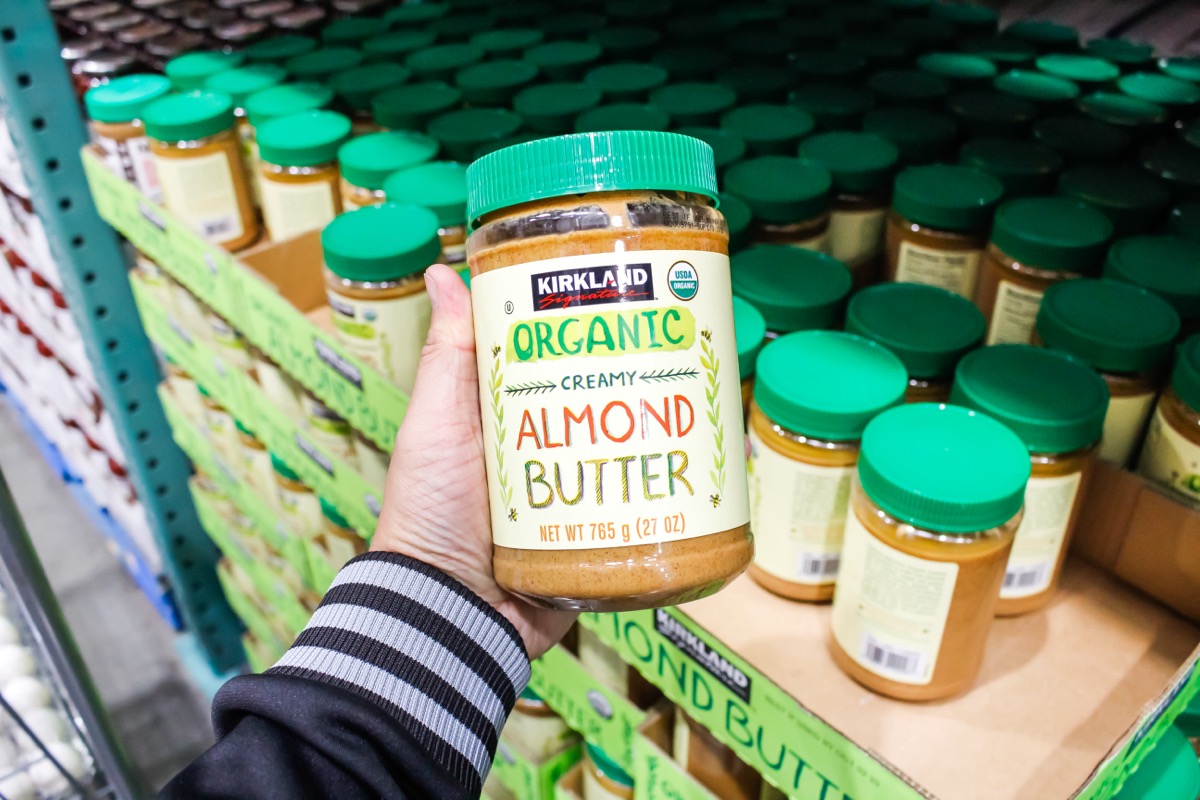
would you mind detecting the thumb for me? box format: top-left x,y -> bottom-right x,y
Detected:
422,264 -> 475,355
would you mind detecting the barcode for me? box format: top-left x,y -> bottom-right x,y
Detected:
862,635 -> 923,677
1003,564 -> 1050,591
201,216 -> 236,239
798,553 -> 840,577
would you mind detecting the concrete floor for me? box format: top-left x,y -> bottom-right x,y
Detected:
0,401 -> 213,793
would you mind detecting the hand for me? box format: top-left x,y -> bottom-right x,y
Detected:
371,265 -> 576,659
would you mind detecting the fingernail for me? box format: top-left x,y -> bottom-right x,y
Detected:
425,270 -> 441,311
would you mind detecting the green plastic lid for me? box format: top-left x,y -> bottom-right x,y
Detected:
362,30 -> 439,62
1036,54 -> 1120,84
1160,56 -> 1200,83
719,104 -> 814,157
384,161 -> 468,228
234,418 -> 254,437
245,82 -> 335,126
846,283 -> 985,379
961,35 -> 1038,65
85,73 -> 171,123
472,133 -> 542,161
406,43 -> 484,82
798,132 -> 899,194
891,18 -> 957,48
788,50 -> 868,85
286,47 -> 364,82
724,157 -> 832,224
471,27 -> 543,56
1032,115 -> 1131,165
731,246 -> 852,332
1170,203 -> 1200,241
540,11 -> 606,39
787,84 -> 875,131
1036,279 -> 1179,373
1104,235 -> 1200,320
929,2 -> 998,32
427,108 -> 522,162
1058,166 -> 1171,236
868,69 -> 951,106
339,131 -> 440,191
257,110 -> 351,167
656,127 -> 738,170
270,452 -> 301,482
995,69 -> 1081,103
1172,334 -> 1200,411
1114,726 -> 1200,800
373,82 -> 463,131
1142,141 -> 1200,201
244,35 -> 317,64
892,164 -> 1003,232
165,51 -> 245,91
454,59 -> 538,106
653,46 -> 730,82
946,90 -> 1037,138
726,29 -> 791,62
1086,38 -> 1154,68
952,345 -> 1109,452
429,13 -> 499,42
862,107 -> 958,162
991,197 -> 1113,272
467,131 -> 718,222
383,2 -> 449,25
858,403 -> 1031,532
753,331 -> 906,440
650,83 -> 738,127
717,65 -> 793,105
917,52 -> 998,84
322,203 -> 443,282
523,42 -> 603,81
839,32 -> 913,68
823,5 -> 893,29
733,296 -> 766,381
720,192 -> 752,252
321,17 -> 378,46
513,82 -> 603,134
585,62 -> 669,101
329,63 -> 412,112
1119,72 -> 1200,107
575,103 -> 670,133
588,26 -> 663,59
319,496 -> 351,529
1078,91 -> 1167,128
1004,19 -> 1079,51
586,744 -> 633,788
203,65 -> 287,108
143,91 -> 235,142
959,137 -> 1063,197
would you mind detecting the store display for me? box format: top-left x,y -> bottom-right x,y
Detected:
83,73 -> 170,202
383,161 -> 469,264
1104,235 -> 1200,335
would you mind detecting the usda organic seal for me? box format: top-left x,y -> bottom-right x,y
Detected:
668,260 -> 699,300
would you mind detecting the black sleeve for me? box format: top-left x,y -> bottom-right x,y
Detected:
160,552 -> 532,800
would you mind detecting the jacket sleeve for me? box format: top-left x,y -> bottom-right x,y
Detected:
160,552 -> 531,800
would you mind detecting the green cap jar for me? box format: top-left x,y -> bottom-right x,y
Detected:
732,246 -> 852,332
754,331 -> 907,440
961,35 -> 1038,66
427,108 -> 522,162
584,62 -> 669,102
892,164 -> 1004,233
862,107 -> 958,162
838,32 -> 913,70
383,2 -> 448,25
867,69 -> 951,107
891,18 -> 957,49
85,73 -> 171,123
671,128 -> 746,170
916,52 -> 998,86
338,131 -> 439,192
719,104 -> 814,157
321,17 -> 378,47
329,63 -> 413,113
724,157 -> 832,225
929,2 -> 998,34
953,345 -> 1109,452
990,197 -> 1113,273
286,47 -> 364,83
257,110 -> 352,167
994,69 -> 1081,105
523,42 -> 603,82
244,35 -> 317,65
406,43 -> 484,83
322,203 -> 443,282
946,90 -> 1037,138
649,82 -> 738,127
143,91 -> 236,142
373,82 -> 463,132
430,13 -> 499,43
859,403 -> 1030,533
586,744 -> 633,792
1058,166 -> 1171,236
588,26 -> 663,61
514,82 -> 603,134
1159,56 -> 1200,84
204,63 -> 288,112
1170,203 -> 1200,242
270,452 -> 302,482
471,27 -> 544,57
788,50 -> 868,87
455,59 -> 538,106
540,11 -> 605,39
846,283 -> 985,379
575,103 -> 670,133
960,138 -> 1064,197
1104,235 -> 1200,322
717,65 -> 792,105
1085,39 -> 1154,70
1036,54 -> 1120,85
720,192 -> 752,253
1003,19 -> 1079,53
1036,279 -> 1179,374
1032,115 -> 1131,166
1168,334 -> 1200,414
319,496 -> 351,530
1141,141 -> 1200,202
1118,72 -> 1200,109
361,30 -> 439,63
1077,91 -> 1167,130
799,132 -> 899,195
733,296 -> 766,382
165,50 -> 245,91
1113,727 -> 1200,800
653,46 -> 730,82
384,162 -> 468,229
787,84 -> 875,131
246,82 -> 335,127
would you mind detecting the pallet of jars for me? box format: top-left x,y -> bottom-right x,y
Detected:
485,720 -> 582,800
213,554 -> 295,670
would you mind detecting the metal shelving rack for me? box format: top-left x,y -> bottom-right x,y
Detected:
0,3 -> 243,673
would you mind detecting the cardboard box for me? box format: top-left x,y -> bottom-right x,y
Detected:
489,736 -> 582,800
554,763 -> 584,800
634,703 -> 721,800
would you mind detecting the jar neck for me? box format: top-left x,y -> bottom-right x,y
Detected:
985,241 -> 1085,282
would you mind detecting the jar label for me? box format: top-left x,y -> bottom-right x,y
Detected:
1001,470 -> 1082,599
748,429 -> 854,585
987,279 -> 1044,346
784,230 -> 831,254
327,287 -> 432,394
1099,391 -> 1157,466
260,176 -> 339,243
472,249 -> 750,551
894,241 -> 981,299
828,208 -> 886,267
153,149 -> 246,245
1139,405 -> 1200,499
96,132 -> 161,203
831,511 -> 959,686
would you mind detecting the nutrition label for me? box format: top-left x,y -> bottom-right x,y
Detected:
894,241 -> 980,299
260,178 -> 338,243
987,280 -> 1044,345
1001,471 -> 1082,599
153,149 -> 245,245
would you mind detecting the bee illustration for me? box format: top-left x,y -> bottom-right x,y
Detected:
508,508 -> 518,521
709,494 -> 721,508
492,345 -> 501,357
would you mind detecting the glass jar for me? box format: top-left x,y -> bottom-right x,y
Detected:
952,345 -> 1108,616
144,91 -> 260,252
718,104 -> 813,157
576,626 -> 660,708
799,132 -> 899,288
164,50 -> 245,92
724,157 -> 832,250
466,131 -> 752,611
244,82 -> 335,189
1138,334 -> 1200,501
846,282 -> 985,403
732,297 -> 765,416
271,453 -> 322,537
673,707 -> 761,800
84,74 -> 171,203
250,346 -> 303,422
204,65 -> 288,200
1104,235 -> 1200,337
506,688 -> 575,762
719,193 -> 751,255
862,106 -> 959,163
748,332 -> 907,601
976,197 -> 1113,345
829,403 -> 1029,701
236,419 -> 275,498
328,63 -> 412,134
584,744 -> 633,800
732,246 -> 852,338
243,34 -> 317,65
372,81 -> 463,133
885,164 -> 1004,299
383,162 -> 469,265
959,138 -> 1064,198
256,110 -> 351,242
301,392 -> 358,466
1036,279 -> 1179,466
1058,165 -> 1171,237
427,108 -> 524,163
199,385 -> 237,460
648,82 -> 738,127
323,204 -> 441,394
339,131 -> 439,211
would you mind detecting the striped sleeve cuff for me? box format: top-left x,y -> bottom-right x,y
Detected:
267,552 -> 531,793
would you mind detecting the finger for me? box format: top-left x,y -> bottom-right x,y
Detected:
422,264 -> 475,352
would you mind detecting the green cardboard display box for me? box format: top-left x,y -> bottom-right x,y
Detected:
634,703 -> 720,800
488,736 -> 582,800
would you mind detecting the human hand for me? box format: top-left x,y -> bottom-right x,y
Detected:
371,264 -> 577,659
